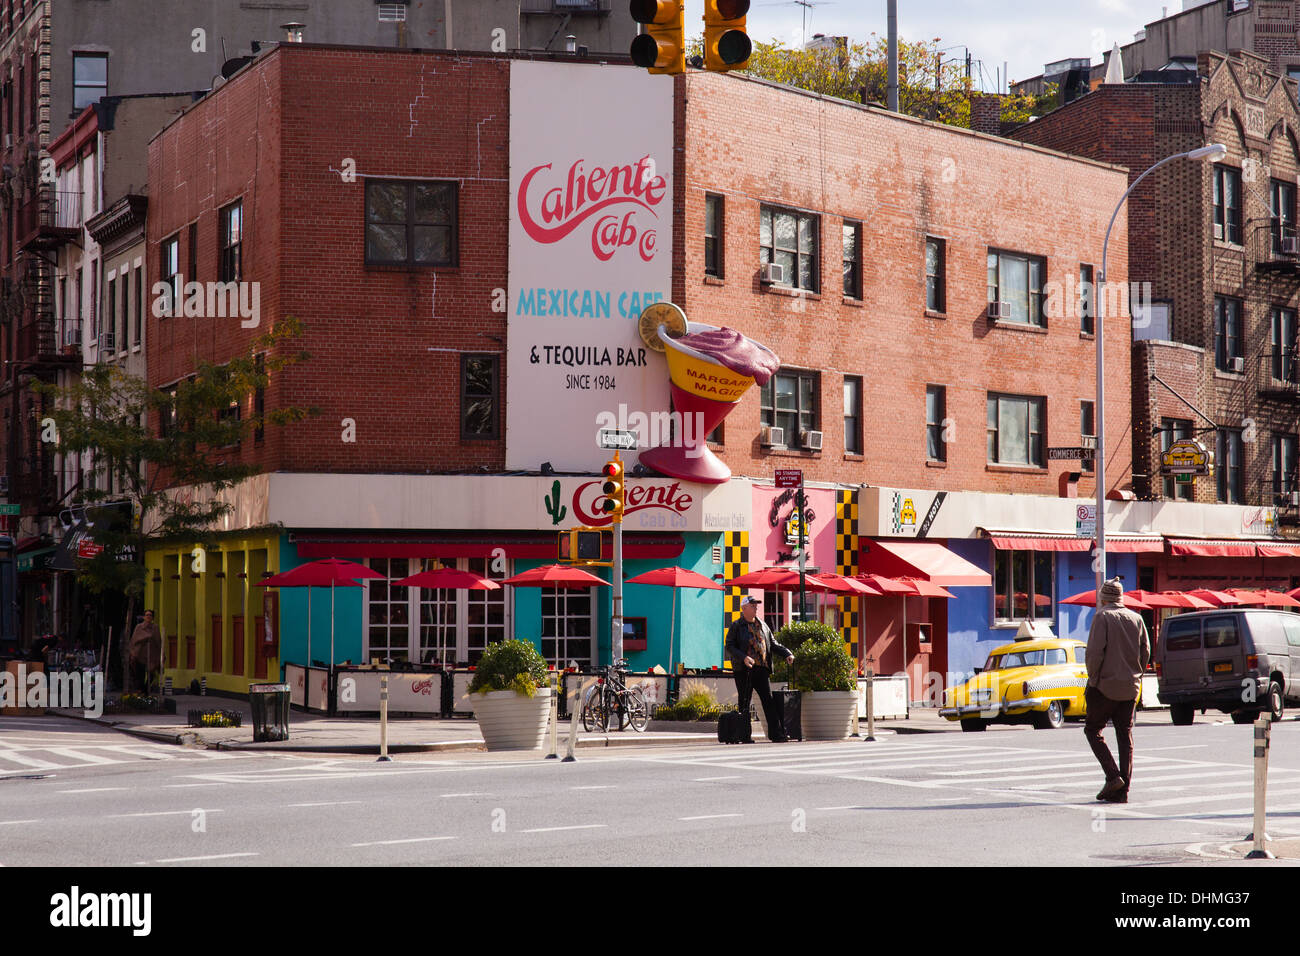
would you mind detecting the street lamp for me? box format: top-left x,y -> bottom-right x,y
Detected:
1094,142 -> 1227,602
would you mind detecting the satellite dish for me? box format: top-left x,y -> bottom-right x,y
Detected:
221,56 -> 252,79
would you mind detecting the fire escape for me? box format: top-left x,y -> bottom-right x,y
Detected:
5,4 -> 70,512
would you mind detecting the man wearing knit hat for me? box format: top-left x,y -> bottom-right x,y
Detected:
1084,577 -> 1151,803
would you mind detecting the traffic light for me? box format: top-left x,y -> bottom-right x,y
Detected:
602,455 -> 626,523
703,0 -> 751,72
559,527 -> 610,565
630,0 -> 685,75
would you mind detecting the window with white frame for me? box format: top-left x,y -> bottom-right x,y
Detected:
541,586 -> 594,669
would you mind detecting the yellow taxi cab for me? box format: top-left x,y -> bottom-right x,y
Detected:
940,621 -> 1092,732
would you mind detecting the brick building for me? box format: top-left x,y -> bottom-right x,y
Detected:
1011,49 -> 1300,600
133,43 -> 1163,698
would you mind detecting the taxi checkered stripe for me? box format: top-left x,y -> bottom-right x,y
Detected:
1024,675 -> 1086,692
835,488 -> 860,661
722,531 -> 749,649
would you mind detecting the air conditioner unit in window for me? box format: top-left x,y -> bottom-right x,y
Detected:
1232,356 -> 1245,373
801,429 -> 824,451
760,262 -> 786,284
1291,490 -> 1299,508
988,301 -> 1011,321
760,424 -> 785,447
1282,236 -> 1300,256
97,331 -> 114,352
1214,222 -> 1224,241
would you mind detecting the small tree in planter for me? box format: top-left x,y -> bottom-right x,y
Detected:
772,621 -> 837,682
792,634 -> 858,740
469,639 -> 552,751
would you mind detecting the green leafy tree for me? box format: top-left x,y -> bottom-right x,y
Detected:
34,317 -> 314,677
693,34 -> 1059,130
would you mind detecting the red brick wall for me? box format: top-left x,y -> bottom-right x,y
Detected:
680,71 -> 1134,497
148,46 -> 510,477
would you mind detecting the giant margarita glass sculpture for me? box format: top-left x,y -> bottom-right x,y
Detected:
637,302 -> 779,484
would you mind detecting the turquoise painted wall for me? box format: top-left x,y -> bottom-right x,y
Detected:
512,533 -> 725,671
276,535 -> 366,670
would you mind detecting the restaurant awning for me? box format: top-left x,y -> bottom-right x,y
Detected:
1257,542 -> 1300,558
293,532 -> 685,561
982,529 -> 1164,552
1167,539 -> 1259,557
859,539 -> 991,586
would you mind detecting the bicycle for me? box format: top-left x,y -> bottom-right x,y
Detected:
580,660 -> 649,733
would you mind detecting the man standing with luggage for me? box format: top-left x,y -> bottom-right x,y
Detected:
1084,577 -> 1151,804
725,597 -> 795,742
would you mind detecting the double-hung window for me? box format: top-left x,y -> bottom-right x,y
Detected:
1217,427 -> 1244,503
1272,306 -> 1296,382
1215,296 -> 1243,372
160,235 -> 180,317
760,369 -> 820,450
461,354 -> 499,440
219,201 -> 242,283
1080,400 -> 1095,473
841,220 -> 862,299
925,237 -> 946,313
1273,433 -> 1298,502
843,375 -> 862,455
987,249 -> 1046,326
1079,264 -> 1095,334
994,548 -> 1053,622
704,193 -> 723,278
986,393 -> 1044,466
926,385 -> 946,462
365,179 -> 458,267
760,205 -> 819,292
1214,165 -> 1242,244
1272,179 -> 1296,254
72,53 -> 107,111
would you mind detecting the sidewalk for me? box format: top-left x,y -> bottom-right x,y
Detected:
43,693 -> 955,754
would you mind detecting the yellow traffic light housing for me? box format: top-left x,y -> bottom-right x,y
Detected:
703,0 -> 751,72
558,527 -> 611,566
630,0 -> 685,75
602,455 -> 626,523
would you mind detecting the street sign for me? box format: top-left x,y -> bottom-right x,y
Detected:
1075,504 -> 1096,538
1081,436 -> 1098,450
0,503 -> 20,515
775,469 -> 803,488
597,429 -> 638,451
1049,447 -> 1093,460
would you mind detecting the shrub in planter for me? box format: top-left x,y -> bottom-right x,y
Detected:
467,639 -> 549,696
772,621 -> 838,682
791,633 -> 856,692
469,639 -> 552,751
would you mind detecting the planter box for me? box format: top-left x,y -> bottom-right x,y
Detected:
800,690 -> 857,740
472,687 -> 551,751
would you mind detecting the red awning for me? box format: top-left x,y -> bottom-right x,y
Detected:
986,532 -> 1091,552
1168,539 -> 1259,557
1106,538 -> 1165,553
1257,542 -> 1300,558
294,533 -> 684,561
860,539 -> 991,586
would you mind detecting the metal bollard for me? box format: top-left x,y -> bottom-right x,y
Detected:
546,670 -> 559,759
377,674 -> 392,763
563,676 -> 592,763
1246,714 -> 1273,858
865,668 -> 877,741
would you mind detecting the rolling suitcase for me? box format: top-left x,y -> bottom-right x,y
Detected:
770,688 -> 802,741
717,709 -> 753,744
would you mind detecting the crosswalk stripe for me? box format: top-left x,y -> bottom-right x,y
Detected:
42,748 -> 121,765
0,751 -> 63,770
1130,787 -> 1300,809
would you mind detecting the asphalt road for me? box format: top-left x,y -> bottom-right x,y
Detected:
2,714 -> 1300,866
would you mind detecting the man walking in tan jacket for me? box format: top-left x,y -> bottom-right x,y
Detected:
1085,577 -> 1151,803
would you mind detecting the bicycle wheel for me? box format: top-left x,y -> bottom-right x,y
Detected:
581,685 -> 608,733
625,688 -> 650,733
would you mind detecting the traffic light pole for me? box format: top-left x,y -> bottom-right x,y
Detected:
612,518 -> 624,666
797,484 -> 807,622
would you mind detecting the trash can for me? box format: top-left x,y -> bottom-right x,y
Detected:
248,682 -> 291,742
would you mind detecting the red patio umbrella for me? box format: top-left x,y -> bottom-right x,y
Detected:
259,558 -> 384,677
809,571 -> 881,595
1155,591 -> 1215,609
626,566 -> 724,670
895,576 -> 956,599
1187,588 -> 1244,607
853,573 -> 915,594
1230,588 -> 1300,608
394,566 -> 502,667
1061,588 -> 1150,611
723,567 -> 833,591
502,564 -> 611,588
1125,590 -> 1185,609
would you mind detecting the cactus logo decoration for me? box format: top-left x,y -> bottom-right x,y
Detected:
545,480 -> 567,526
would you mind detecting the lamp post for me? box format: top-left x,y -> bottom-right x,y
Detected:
1094,143 -> 1227,601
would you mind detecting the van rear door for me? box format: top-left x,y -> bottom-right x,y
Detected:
1160,615 -> 1204,691
1202,614 -> 1245,692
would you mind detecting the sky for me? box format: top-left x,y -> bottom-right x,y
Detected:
683,0 -> 1179,89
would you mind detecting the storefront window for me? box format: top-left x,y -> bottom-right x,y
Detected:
368,556 -> 510,665
994,548 -> 1053,623
541,587 -> 593,669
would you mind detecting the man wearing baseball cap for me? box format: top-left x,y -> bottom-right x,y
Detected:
1084,577 -> 1151,803
725,596 -> 795,742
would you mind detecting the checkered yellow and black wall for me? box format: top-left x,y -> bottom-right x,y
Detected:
835,488 -> 860,661
721,531 -> 749,665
